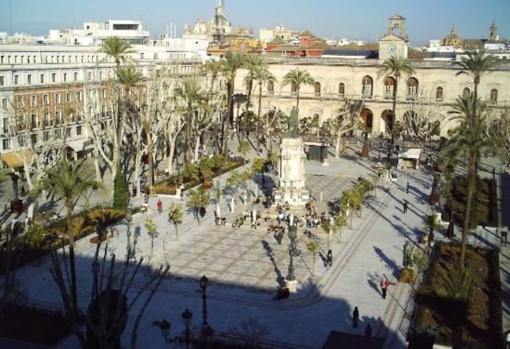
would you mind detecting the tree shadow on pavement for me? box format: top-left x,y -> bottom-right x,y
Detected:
373,246 -> 400,279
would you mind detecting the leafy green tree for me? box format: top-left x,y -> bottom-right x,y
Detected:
168,203 -> 183,240
281,68 -> 315,113
333,212 -> 348,242
186,187 -> 210,223
34,159 -> 103,317
306,240 -> 320,278
145,218 -> 158,256
377,56 -> 415,162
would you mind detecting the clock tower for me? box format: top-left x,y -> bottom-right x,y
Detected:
379,15 -> 409,61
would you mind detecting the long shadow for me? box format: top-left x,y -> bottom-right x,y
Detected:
373,246 -> 400,279
261,240 -> 286,287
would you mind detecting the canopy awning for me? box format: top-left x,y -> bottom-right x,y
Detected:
0,150 -> 33,168
398,148 -> 422,160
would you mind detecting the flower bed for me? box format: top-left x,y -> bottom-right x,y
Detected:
413,242 -> 501,349
442,177 -> 498,228
154,155 -> 245,195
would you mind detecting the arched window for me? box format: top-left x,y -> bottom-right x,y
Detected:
267,80 -> 274,95
462,87 -> 471,98
384,77 -> 396,99
435,86 -> 444,102
338,83 -> 345,97
314,82 -> 321,97
291,82 -> 297,95
407,77 -> 419,99
362,76 -> 373,98
490,88 -> 498,105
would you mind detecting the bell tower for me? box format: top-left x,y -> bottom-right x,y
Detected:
490,21 -> 498,41
388,14 -> 408,41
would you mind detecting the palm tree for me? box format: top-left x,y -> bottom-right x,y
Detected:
377,57 -> 415,162
222,51 -> 245,154
253,63 -> 275,148
242,54 -> 262,115
114,65 -> 144,179
202,59 -> 224,93
442,95 -> 495,269
174,78 -> 205,162
281,68 -> 315,114
35,159 -> 103,317
454,49 -> 499,118
99,37 -> 134,72
145,218 -> 158,257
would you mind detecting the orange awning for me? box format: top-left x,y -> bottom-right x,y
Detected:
0,150 -> 33,168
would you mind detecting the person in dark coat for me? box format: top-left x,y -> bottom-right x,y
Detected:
406,181 -> 410,194
365,323 -> 373,337
326,249 -> 333,267
403,200 -> 408,214
352,307 -> 359,328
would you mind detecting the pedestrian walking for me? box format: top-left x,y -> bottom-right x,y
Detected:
157,199 -> 163,214
403,199 -> 408,214
501,229 -> 508,247
352,306 -> 359,328
406,181 -> 410,194
132,184 -> 137,197
327,249 -> 333,267
380,277 -> 394,299
365,323 -> 373,337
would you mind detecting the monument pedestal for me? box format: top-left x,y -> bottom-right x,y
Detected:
286,280 -> 298,293
274,138 -> 310,206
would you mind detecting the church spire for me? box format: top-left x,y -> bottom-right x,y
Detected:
490,21 -> 498,41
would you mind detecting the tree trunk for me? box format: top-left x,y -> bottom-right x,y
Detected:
193,133 -> 201,163
166,139 -> 176,175
185,108 -> 193,163
147,133 -> 154,188
65,202 -> 78,318
335,133 -> 342,158
460,152 -> 477,269
257,83 -> 262,148
296,89 -> 300,114
387,79 -> 398,164
134,150 -> 142,199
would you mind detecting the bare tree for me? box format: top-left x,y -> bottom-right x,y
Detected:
401,97 -> 444,146
321,99 -> 364,157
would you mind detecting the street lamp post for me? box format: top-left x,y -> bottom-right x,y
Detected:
199,275 -> 214,337
287,226 -> 298,281
182,308 -> 192,349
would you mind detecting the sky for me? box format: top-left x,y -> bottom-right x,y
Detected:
0,0 -> 509,45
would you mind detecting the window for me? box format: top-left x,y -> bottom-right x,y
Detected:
31,113 -> 37,129
44,113 -> 50,127
55,111 -> 62,125
31,95 -> 37,107
99,71 -> 103,80
2,139 -> 9,150
362,76 -> 373,98
43,94 -> 49,105
2,117 -> 8,133
88,72 -> 92,80
267,80 -> 274,95
63,73 -> 67,82
31,133 -> 38,145
74,72 -> 78,81
435,86 -> 444,102
27,74 -> 32,84
17,96 -> 24,108
140,52 -> 144,59
462,87 -> 471,99
52,73 -> 56,82
338,83 -> 345,97
407,77 -> 419,99
383,77 -> 395,99
40,74 -> 45,84
2,98 -> 7,109
314,82 -> 321,97
77,91 -> 82,101
54,129 -> 62,139
55,93 -> 61,103
14,75 -> 19,85
66,93 -> 71,103
0,76 -> 4,86
66,127 -> 71,137
43,131 -> 50,141
490,89 -> 498,105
